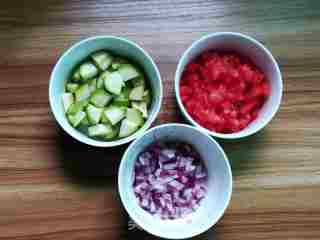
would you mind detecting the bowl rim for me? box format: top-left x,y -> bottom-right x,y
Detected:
49,35 -> 163,147
174,31 -> 283,139
118,123 -> 233,239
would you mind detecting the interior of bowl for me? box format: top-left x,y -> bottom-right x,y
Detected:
49,36 -> 162,147
118,124 -> 232,239
175,32 -> 282,139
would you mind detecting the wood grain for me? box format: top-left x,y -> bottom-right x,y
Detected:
0,0 -> 319,239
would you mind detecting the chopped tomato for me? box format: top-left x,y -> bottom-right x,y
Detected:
180,51 -> 269,133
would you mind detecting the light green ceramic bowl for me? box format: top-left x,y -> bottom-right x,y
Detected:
49,36 -> 163,147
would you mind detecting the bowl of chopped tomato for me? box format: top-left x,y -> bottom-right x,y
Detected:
175,32 -> 282,139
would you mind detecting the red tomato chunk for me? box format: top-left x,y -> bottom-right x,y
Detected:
180,51 -> 270,133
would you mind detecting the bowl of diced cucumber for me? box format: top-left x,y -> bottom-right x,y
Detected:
49,36 -> 162,147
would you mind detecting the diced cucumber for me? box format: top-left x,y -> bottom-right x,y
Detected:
72,69 -> 81,82
143,90 -> 152,106
111,62 -> 121,70
86,104 -> 103,125
91,51 -> 113,71
132,76 -> 146,88
101,110 -> 111,124
118,119 -> 139,138
118,64 -> 140,81
104,106 -> 126,125
97,76 -> 104,89
62,93 -> 74,113
104,71 -> 124,95
75,83 -> 91,102
129,86 -> 144,100
90,89 -> 112,107
79,62 -> 98,81
88,78 -> 97,93
126,108 -> 144,126
103,123 -> 120,139
66,83 -> 79,93
67,111 -> 86,127
80,114 -> 90,125
88,124 -> 113,137
132,101 -> 148,118
67,100 -> 89,115
113,86 -> 131,107
111,57 -> 128,70
97,71 -> 110,89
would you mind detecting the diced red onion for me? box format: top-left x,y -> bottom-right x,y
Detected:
134,142 -> 208,220
167,179 -> 185,191
161,148 -> 176,159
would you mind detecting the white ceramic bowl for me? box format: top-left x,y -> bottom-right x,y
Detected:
175,32 -> 283,139
118,123 -> 232,239
49,36 -> 162,147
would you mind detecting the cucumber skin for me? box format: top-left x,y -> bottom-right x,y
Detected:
88,124 -> 113,137
113,86 -> 131,107
75,84 -> 91,102
72,69 -> 82,82
86,104 -> 103,125
62,93 -> 74,113
67,111 -> 86,127
129,86 -> 144,101
132,101 -> 148,118
79,62 -> 98,81
126,108 -> 144,126
66,83 -> 79,93
67,100 -> 89,115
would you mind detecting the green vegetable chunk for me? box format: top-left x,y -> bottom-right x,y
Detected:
126,108 -> 144,126
118,119 -> 138,138
91,51 -> 113,71
103,123 -> 120,139
79,62 -> 98,81
90,89 -> 112,107
132,76 -> 146,88
103,106 -> 126,125
104,71 -> 124,95
111,57 -> 128,70
67,100 -> 89,115
113,86 -> 131,107
129,86 -> 144,101
88,78 -> 97,94
72,69 -> 81,82
86,104 -> 103,124
68,111 -> 86,127
88,124 -> 113,137
118,64 -> 140,81
97,76 -> 104,89
61,93 -> 74,113
132,101 -> 148,118
66,83 -> 79,93
75,83 -> 91,102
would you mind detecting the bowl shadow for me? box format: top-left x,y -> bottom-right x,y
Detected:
54,129 -> 127,188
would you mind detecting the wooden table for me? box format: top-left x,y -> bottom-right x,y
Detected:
1,1 -> 320,239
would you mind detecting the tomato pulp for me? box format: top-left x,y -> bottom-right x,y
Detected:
180,51 -> 270,133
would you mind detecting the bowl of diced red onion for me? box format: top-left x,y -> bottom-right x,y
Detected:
175,32 -> 283,139
118,123 -> 232,239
